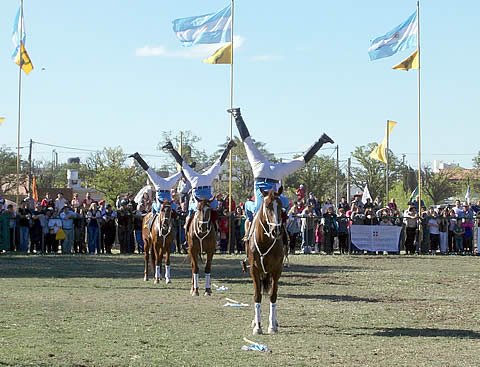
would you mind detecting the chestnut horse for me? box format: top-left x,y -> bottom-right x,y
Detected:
246,187 -> 284,335
187,197 -> 217,296
142,201 -> 175,284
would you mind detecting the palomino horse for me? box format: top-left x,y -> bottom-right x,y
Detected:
187,197 -> 217,296
142,201 -> 175,284
246,187 -> 284,335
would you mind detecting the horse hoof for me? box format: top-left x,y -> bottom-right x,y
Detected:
204,289 -> 212,296
165,278 -> 171,284
154,279 -> 159,284
253,327 -> 263,335
191,289 -> 199,296
268,326 -> 278,334
144,277 -> 149,282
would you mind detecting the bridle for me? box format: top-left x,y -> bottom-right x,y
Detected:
193,202 -> 213,255
253,196 -> 283,274
154,203 -> 173,247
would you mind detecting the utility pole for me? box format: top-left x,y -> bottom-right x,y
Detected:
28,139 -> 33,193
335,145 -> 339,208
346,157 -> 351,204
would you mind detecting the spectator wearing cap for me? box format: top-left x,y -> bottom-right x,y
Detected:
296,185 -> 306,202
55,193 -> 67,212
60,206 -> 76,254
306,192 -> 318,214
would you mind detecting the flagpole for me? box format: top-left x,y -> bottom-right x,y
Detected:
16,0 -> 25,208
386,120 -> 389,206
416,0 -> 422,252
227,0 -> 234,253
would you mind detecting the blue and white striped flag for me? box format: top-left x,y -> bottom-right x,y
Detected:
368,11 -> 417,61
172,4 -> 232,47
12,7 -> 26,59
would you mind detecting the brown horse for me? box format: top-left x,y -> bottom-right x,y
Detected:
187,197 -> 217,296
246,187 -> 284,335
142,201 -> 175,284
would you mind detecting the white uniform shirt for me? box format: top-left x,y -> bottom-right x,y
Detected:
181,159 -> 222,188
146,168 -> 181,191
244,137 -> 304,180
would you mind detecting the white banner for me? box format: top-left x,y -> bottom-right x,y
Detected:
350,225 -> 402,252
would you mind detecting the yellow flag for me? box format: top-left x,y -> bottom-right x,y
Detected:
15,43 -> 34,75
0,118 -> 4,126
32,175 -> 38,202
369,120 -> 397,163
203,43 -> 232,64
392,50 -> 418,71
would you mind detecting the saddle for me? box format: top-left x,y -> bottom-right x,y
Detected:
144,213 -> 157,231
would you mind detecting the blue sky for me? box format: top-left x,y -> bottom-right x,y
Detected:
0,0 -> 478,172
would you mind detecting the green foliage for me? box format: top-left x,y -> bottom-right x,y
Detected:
157,130 -> 209,172
422,166 -> 457,205
351,143 -> 403,201
0,146 -> 28,197
86,147 -> 147,205
283,155 -> 343,203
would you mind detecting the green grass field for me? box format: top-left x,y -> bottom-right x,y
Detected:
1,253 -> 480,367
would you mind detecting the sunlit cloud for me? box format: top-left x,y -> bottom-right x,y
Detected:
136,35 -> 246,58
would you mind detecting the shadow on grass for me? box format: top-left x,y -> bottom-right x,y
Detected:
0,254 -> 362,280
282,293 -> 382,303
361,327 -> 480,339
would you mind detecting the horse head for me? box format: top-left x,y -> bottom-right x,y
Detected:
259,186 -> 283,239
195,196 -> 214,233
159,200 -> 173,232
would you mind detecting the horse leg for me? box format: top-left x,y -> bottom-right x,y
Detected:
150,244 -> 155,281
203,249 -> 214,296
189,246 -> 199,296
144,242 -> 149,281
268,271 -> 280,334
251,269 -> 263,335
165,243 -> 171,284
154,244 -> 162,284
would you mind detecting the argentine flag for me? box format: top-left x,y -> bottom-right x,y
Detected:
368,11 -> 417,61
11,7 -> 26,59
173,4 -> 232,47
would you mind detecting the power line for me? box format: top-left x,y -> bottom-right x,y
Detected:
32,140 -> 99,153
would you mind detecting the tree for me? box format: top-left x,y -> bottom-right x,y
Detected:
157,130 -> 209,172
283,155 -> 342,203
0,146 -> 29,198
422,166 -> 458,205
86,147 -> 147,205
351,143 -> 403,201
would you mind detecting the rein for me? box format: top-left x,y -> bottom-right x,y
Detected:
253,200 -> 283,274
154,206 -> 173,248
192,207 -> 212,256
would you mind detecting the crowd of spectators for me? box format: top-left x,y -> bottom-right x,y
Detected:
0,189 -> 247,256
3,183 -> 479,257
286,187 -> 480,255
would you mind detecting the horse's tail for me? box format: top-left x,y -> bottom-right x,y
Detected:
262,273 -> 271,295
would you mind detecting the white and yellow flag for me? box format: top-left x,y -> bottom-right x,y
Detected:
369,120 -> 397,163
